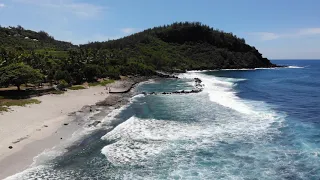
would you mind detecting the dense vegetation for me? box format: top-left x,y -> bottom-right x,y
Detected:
0,25 -> 75,51
0,22 -> 274,90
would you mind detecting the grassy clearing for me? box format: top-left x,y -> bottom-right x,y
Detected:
89,79 -> 115,87
1,99 -> 41,107
67,85 -> 86,90
50,90 -> 65,95
0,106 -> 8,112
88,82 -> 100,86
0,99 -> 41,112
100,79 -> 115,86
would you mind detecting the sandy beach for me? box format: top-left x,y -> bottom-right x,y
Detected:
0,85 -> 109,179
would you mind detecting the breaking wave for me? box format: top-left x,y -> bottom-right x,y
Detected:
100,72 -> 285,171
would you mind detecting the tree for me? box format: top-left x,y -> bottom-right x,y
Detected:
0,63 -> 44,90
54,70 -> 72,83
0,23 -> 273,86
83,64 -> 104,82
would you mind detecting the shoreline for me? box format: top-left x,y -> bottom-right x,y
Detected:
1,72 -> 253,179
0,85 -> 110,179
1,69 -> 284,179
0,77 -> 153,179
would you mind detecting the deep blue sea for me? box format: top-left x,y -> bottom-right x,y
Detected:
7,60 -> 320,180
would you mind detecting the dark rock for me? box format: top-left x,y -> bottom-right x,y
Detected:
88,121 -> 101,127
63,123 -> 69,126
68,112 -> 76,116
8,146 -> 13,149
96,94 -> 125,106
194,78 -> 202,83
44,125 -> 48,127
155,71 -> 179,79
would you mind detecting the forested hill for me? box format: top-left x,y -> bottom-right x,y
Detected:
0,25 -> 75,51
0,22 -> 275,90
83,22 -> 274,70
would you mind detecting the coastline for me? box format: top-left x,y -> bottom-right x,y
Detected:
0,77 -> 151,179
0,69 -> 279,179
0,85 -> 110,179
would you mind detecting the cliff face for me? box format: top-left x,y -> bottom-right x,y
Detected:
83,22 -> 274,71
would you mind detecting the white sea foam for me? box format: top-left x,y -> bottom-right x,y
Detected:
131,93 -> 145,99
188,69 -> 256,72
7,72 -> 289,179
255,67 -> 278,70
98,71 -> 286,177
5,165 -> 49,180
100,94 -> 144,125
287,65 -> 304,69
101,103 -> 284,166
5,93 -> 142,179
137,78 -> 157,85
101,116 -> 184,165
29,110 -> 104,167
180,72 -> 287,145
187,70 -> 212,73
220,68 -> 256,71
180,72 -> 254,114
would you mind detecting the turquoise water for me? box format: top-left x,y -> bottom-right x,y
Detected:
7,60 -> 320,179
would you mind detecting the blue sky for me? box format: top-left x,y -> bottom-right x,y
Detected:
0,0 -> 319,59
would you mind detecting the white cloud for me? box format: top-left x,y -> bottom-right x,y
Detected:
249,32 -> 280,41
12,0 -> 105,18
260,47 -> 320,59
298,28 -> 320,35
120,28 -> 139,34
250,28 -> 320,41
0,3 -> 5,8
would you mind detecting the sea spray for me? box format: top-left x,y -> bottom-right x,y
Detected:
180,72 -> 255,114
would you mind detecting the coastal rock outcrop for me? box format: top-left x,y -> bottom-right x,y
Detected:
144,77 -> 204,96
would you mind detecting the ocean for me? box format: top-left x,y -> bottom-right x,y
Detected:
6,60 -> 320,180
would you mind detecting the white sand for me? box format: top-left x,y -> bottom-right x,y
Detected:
0,86 -> 109,178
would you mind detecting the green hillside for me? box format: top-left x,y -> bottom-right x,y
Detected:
0,25 -> 75,51
0,22 -> 275,90
83,22 -> 274,71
